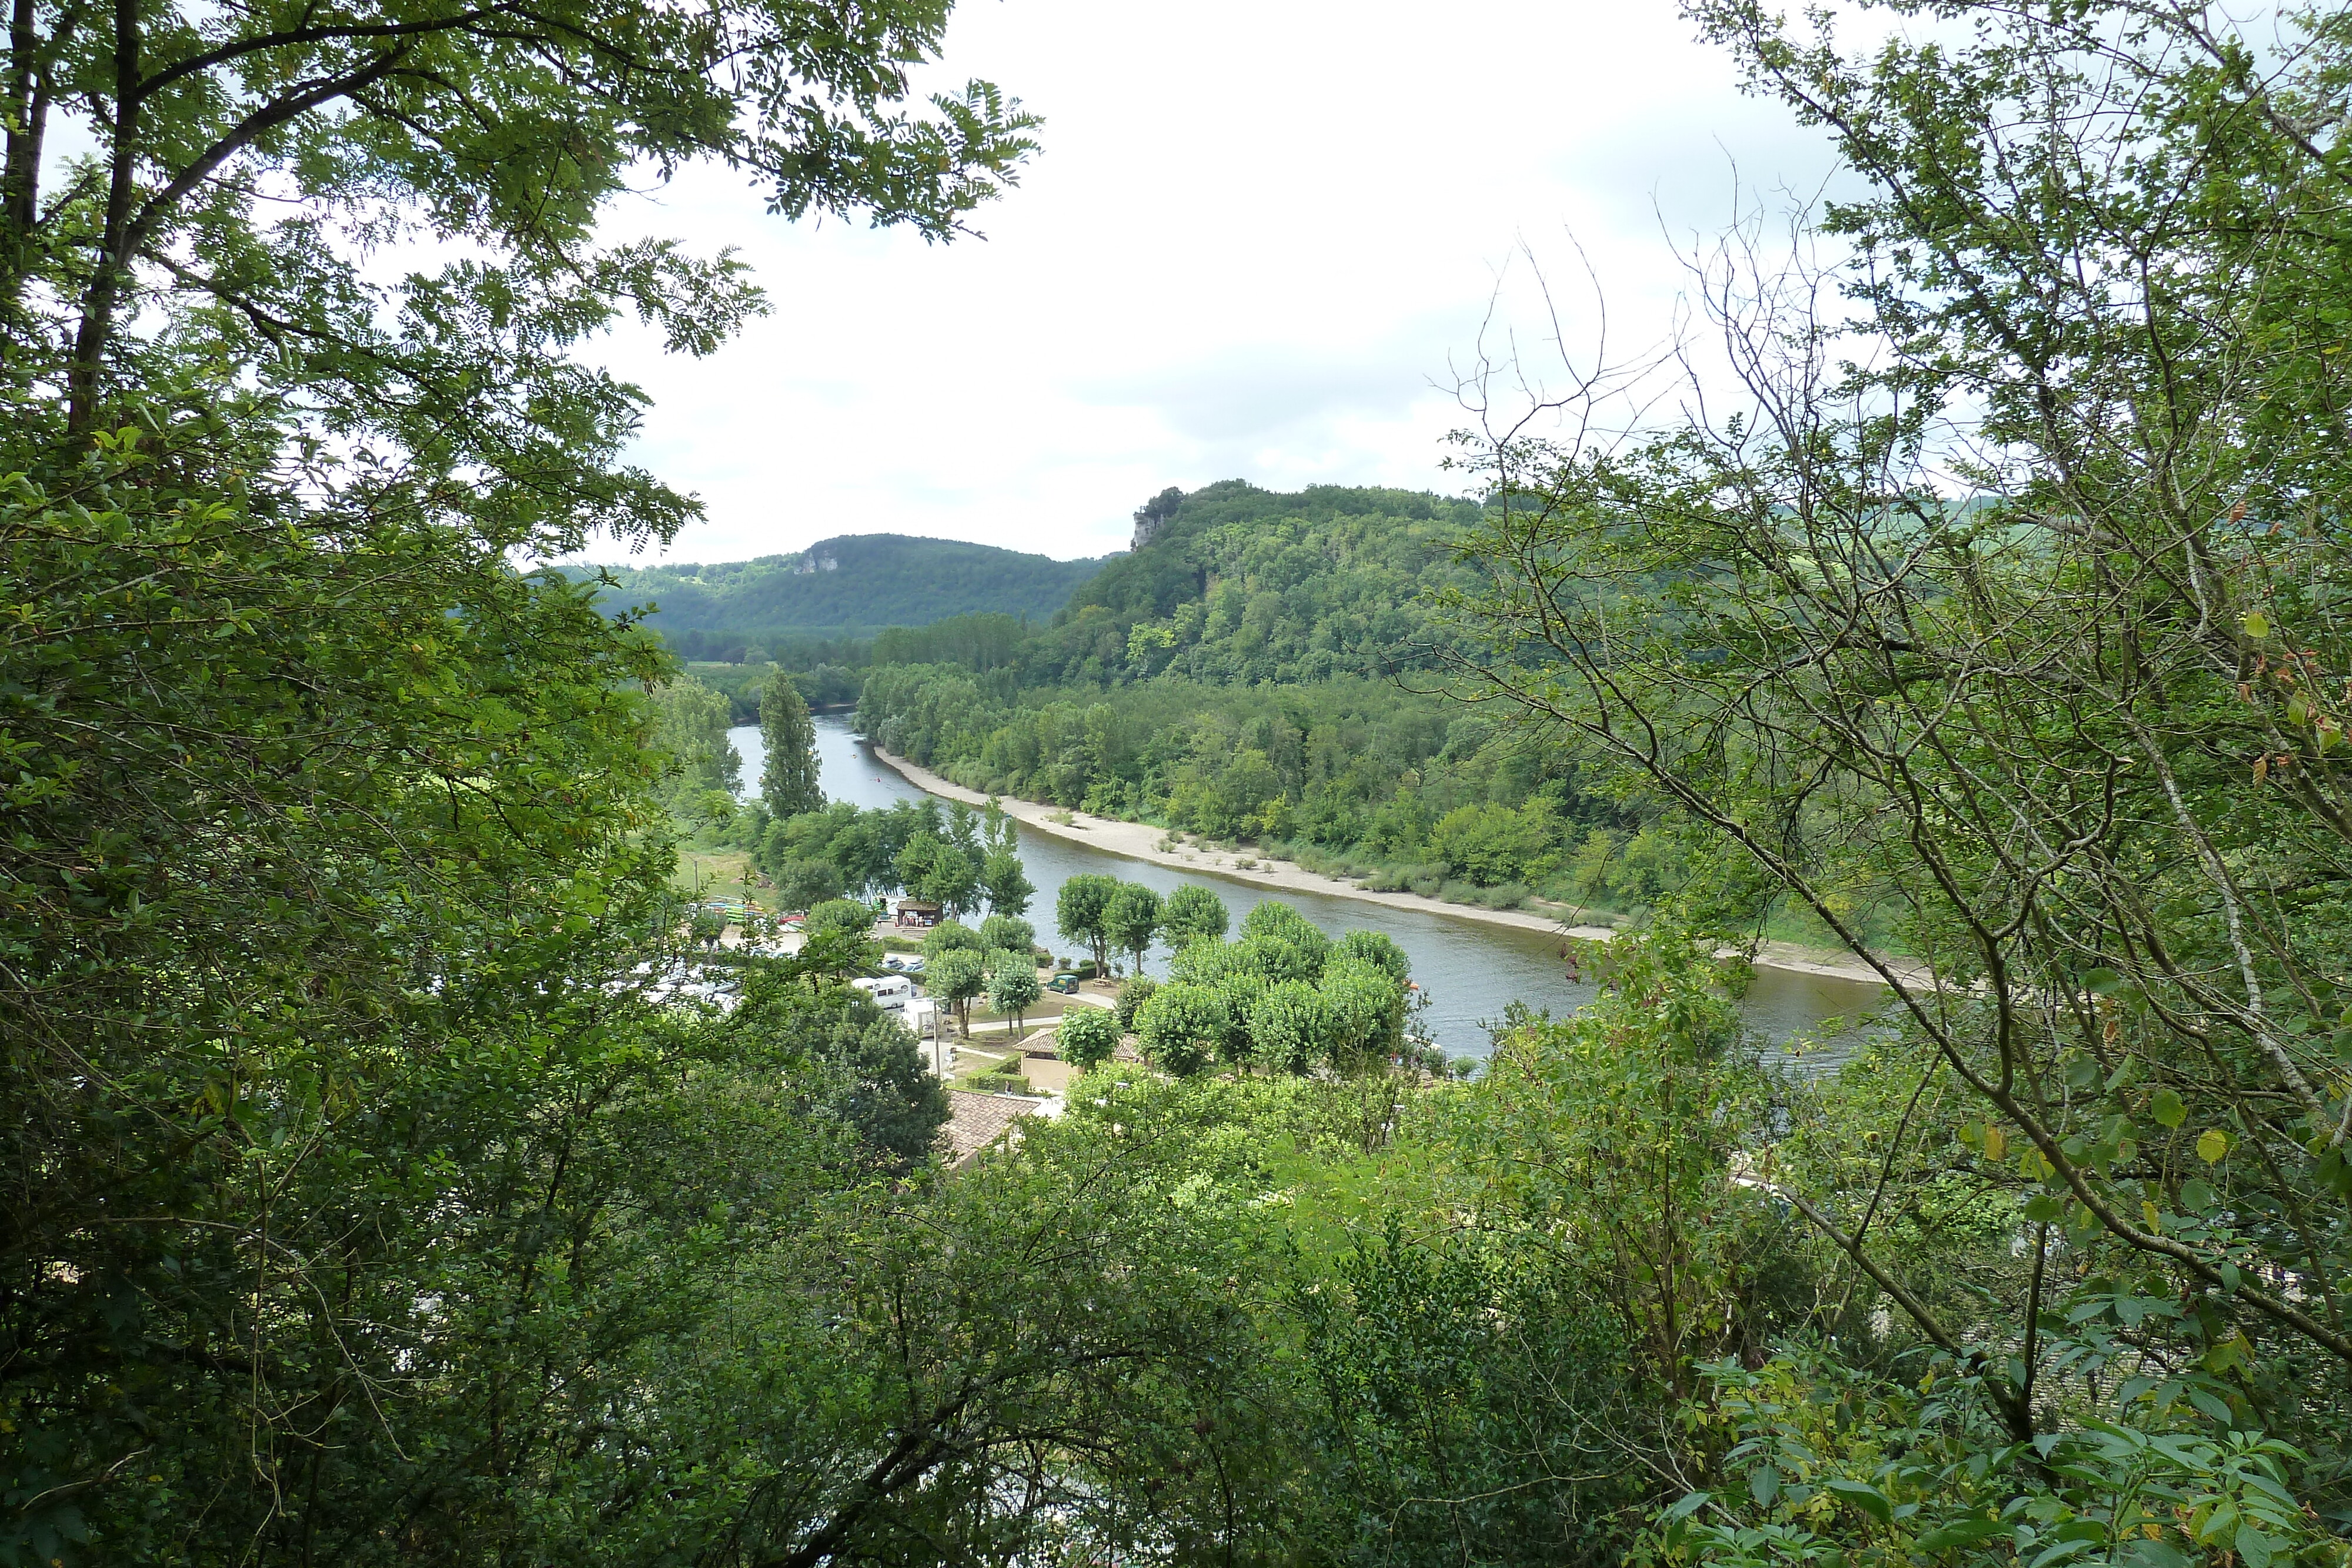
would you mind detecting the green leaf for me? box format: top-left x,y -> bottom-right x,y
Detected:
2236,1525 -> 2275,1568
2150,1088 -> 2186,1128
2197,1128 -> 2231,1164
1916,1518 -> 2012,1549
2244,610 -> 2271,638
1665,1490 -> 1711,1521
1823,1478 -> 1893,1523
2084,966 -> 2126,995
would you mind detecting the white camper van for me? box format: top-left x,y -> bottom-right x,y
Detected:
850,974 -> 916,1014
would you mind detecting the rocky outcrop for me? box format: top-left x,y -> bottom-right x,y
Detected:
1130,486 -> 1184,551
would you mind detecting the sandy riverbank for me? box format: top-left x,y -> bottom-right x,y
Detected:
870,745 -> 1922,992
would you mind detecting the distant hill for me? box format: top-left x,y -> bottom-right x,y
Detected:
587,534 -> 1111,657
1011,480 -> 1486,686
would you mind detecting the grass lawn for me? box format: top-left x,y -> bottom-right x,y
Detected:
963,990 -> 1077,1029
671,850 -> 769,910
948,1041 -> 1041,1088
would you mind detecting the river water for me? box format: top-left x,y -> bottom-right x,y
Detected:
732,719 -> 1887,1061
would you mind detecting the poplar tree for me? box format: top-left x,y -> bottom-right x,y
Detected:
760,669 -> 824,819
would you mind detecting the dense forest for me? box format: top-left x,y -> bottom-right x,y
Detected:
854,489 -> 1669,915
587,534 -> 1108,654
14,0 -> 2352,1562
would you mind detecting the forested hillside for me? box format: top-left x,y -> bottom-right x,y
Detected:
856,484 -> 1672,914
592,534 -> 1108,654
21,0 -> 2352,1557
1018,480 -> 1482,685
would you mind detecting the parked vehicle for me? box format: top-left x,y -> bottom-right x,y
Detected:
850,975 -> 917,1013
1047,972 -> 1080,995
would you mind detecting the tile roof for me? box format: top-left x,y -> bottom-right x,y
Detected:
940,1089 -> 1042,1170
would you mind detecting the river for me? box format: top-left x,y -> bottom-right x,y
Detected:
731,718 -> 1887,1062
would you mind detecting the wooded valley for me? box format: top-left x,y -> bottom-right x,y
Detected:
9,0 -> 2352,1561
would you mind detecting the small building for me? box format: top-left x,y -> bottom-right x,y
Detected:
893,898 -> 942,928
939,1089 -> 1042,1171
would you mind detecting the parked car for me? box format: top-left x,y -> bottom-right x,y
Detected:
1047,972 -> 1080,994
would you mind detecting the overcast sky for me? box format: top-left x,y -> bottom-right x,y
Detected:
581,0 -> 1847,566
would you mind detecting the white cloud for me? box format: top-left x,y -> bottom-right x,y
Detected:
579,0 -> 1847,564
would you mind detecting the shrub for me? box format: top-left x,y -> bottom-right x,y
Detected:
985,949 -> 1041,1029
771,857 -> 843,911
807,898 -> 872,937
1321,958 -> 1406,1069
922,920 -> 984,962
1114,976 -> 1158,1031
1333,930 -> 1409,985
1160,884 -> 1229,947
1055,1006 -> 1121,1074
978,912 -> 1035,954
1134,984 -> 1227,1076
1248,981 -> 1334,1075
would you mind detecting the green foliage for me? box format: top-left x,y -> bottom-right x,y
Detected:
980,845 -> 1035,917
756,797 -> 1027,920
1034,480 -> 1486,687
1428,797 -> 1561,889
645,673 -> 744,817
732,975 -> 947,1172
871,610 -> 1036,670
1160,884 -> 1230,947
1334,928 -> 1410,984
772,856 -> 845,911
783,901 -> 881,990
923,919 -> 985,961
854,507 -> 1638,898
679,654 -> 866,721
1463,934 -> 1773,1398
591,543 -> 1104,647
1130,905 -> 1410,1081
927,948 -> 988,1035
1431,0 -> 2352,1543
985,947 -> 1040,1032
759,667 -> 824,817
2,0 -> 1037,504
32,0 -> 2352,1548
556,1071 -> 1308,1562
1297,1219 -> 1646,1567
1240,899 -> 1334,975
1248,980 -> 1335,1076
1124,907 -> 1411,1081
0,409 -> 706,1559
978,912 -> 1035,954
1056,872 -> 1120,974
1115,975 -> 1158,1031
1134,984 -> 1227,1076
1652,1348 -> 2344,1568
1055,1005 -> 1121,1074
1102,881 -> 1162,975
